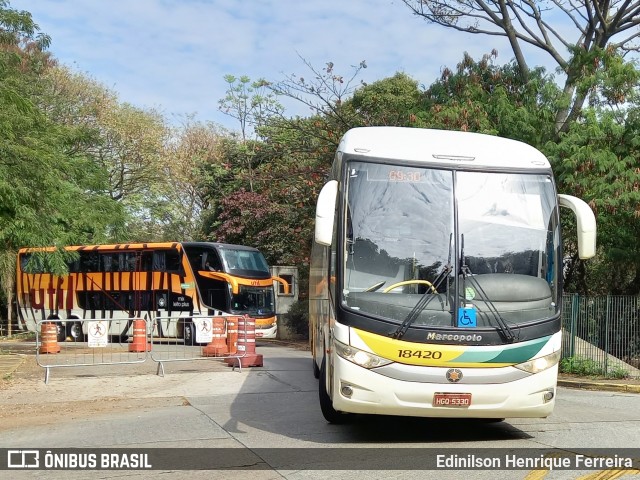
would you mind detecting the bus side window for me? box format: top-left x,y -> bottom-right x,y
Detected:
205,252 -> 223,271
152,251 -> 166,271
150,250 -> 182,272
125,253 -> 138,271
20,253 -> 47,273
20,254 -> 31,272
165,251 -> 182,272
101,253 -> 114,272
79,252 -> 99,272
66,255 -> 80,273
140,252 -> 153,271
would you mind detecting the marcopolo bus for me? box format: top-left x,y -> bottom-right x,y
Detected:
17,241 -> 288,342
309,127 -> 596,422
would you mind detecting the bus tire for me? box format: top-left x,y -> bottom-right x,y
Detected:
311,337 -> 320,378
66,321 -> 86,342
319,357 -> 350,424
183,321 -> 196,346
476,418 -> 505,424
110,334 -> 129,344
47,316 -> 66,343
312,356 -> 320,379
56,323 -> 66,343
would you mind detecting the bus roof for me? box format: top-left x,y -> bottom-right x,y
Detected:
182,242 -> 261,253
18,242 -> 262,254
18,242 -> 181,254
337,127 -> 551,170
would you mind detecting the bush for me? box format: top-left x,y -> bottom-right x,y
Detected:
560,356 -> 630,379
606,366 -> 630,379
281,299 -> 309,339
560,356 -> 604,376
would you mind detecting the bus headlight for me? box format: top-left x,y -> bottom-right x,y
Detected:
334,340 -> 392,369
514,350 -> 561,374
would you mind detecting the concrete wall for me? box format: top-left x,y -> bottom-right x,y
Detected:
270,266 -> 299,340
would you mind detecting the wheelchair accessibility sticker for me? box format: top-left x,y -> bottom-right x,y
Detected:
458,307 -> 477,328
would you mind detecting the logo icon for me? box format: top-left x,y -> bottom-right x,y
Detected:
8,450 -> 39,468
446,368 -> 463,383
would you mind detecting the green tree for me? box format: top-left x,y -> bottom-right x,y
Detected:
421,51 -> 559,145
400,1 -> 640,134
218,75 -> 284,192
213,189 -> 303,265
41,65 -> 172,241
547,105 -> 640,294
268,59 -> 368,145
350,72 -> 424,126
163,119 -> 228,241
0,1 -> 124,331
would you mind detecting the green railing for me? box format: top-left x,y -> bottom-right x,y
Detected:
562,294 -> 640,379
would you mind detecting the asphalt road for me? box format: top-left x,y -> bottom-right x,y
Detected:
0,341 -> 639,480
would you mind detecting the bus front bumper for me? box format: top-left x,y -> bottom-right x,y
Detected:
254,323 -> 277,339
330,355 -> 557,419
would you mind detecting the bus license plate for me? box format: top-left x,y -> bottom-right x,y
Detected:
433,393 -> 472,408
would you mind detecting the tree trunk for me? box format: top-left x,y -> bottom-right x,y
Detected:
6,288 -> 13,337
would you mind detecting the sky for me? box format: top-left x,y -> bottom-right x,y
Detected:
18,0 -> 563,131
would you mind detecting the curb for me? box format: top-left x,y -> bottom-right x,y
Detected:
557,379 -> 640,394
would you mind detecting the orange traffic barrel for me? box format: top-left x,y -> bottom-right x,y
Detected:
237,316 -> 256,355
203,317 -> 228,357
40,322 -> 61,354
226,317 -> 239,354
129,319 -> 151,352
226,315 -> 263,367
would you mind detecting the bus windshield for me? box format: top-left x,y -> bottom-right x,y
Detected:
342,161 -> 560,328
230,285 -> 275,317
219,248 -> 270,277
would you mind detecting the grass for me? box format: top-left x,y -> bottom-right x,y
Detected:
0,331 -> 36,341
560,356 -> 630,379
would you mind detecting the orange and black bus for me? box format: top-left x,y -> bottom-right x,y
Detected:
16,242 -> 288,342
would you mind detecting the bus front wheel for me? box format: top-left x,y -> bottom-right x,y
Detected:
47,317 -> 66,343
311,337 -> 320,378
67,321 -> 86,342
319,358 -> 350,424
56,323 -> 66,343
312,357 -> 320,379
183,321 -> 196,346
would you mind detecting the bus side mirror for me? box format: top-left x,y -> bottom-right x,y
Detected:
558,194 -> 597,259
315,180 -> 338,246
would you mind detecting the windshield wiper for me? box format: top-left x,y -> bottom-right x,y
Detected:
392,234 -> 453,340
459,234 -> 516,343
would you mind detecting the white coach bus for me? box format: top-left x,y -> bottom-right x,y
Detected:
309,127 -> 596,423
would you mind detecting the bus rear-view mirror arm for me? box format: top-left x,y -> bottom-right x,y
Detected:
558,194 -> 597,260
315,180 -> 338,246
272,276 -> 290,294
200,270 -> 240,294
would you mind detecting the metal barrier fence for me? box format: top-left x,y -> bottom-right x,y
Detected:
34,315 -> 262,383
150,315 -> 251,376
17,295 -> 640,381
36,318 -> 148,384
562,294 -> 640,378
